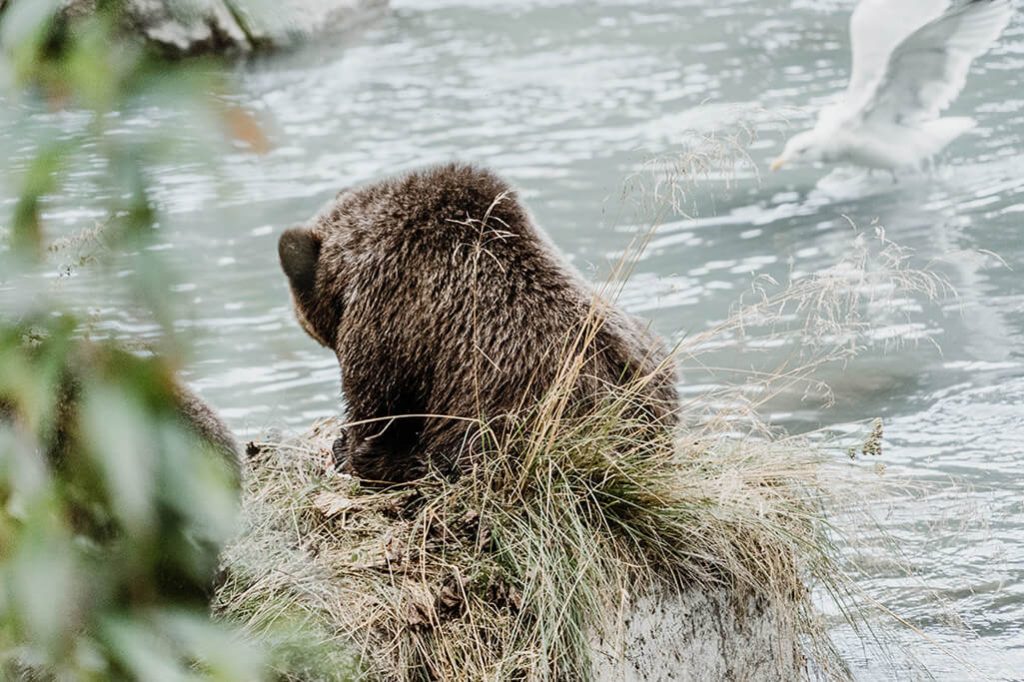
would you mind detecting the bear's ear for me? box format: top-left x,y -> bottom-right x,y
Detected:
279,227 -> 321,300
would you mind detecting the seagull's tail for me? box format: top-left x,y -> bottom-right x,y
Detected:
923,117 -> 977,155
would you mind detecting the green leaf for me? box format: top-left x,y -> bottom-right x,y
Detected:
80,380 -> 157,536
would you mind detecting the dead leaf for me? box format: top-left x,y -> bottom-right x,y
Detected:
383,530 -> 403,565
404,586 -> 435,631
437,570 -> 465,615
313,490 -> 359,518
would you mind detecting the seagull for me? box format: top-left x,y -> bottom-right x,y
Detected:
771,0 -> 1013,172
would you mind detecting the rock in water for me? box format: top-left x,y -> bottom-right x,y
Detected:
238,0 -> 388,48
51,0 -> 388,56
123,0 -> 252,54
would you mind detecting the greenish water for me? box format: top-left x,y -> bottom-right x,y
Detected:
1,1 -> 1022,678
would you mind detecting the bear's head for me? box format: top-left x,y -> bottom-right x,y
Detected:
278,200 -> 355,351
279,224 -> 329,347
279,183 -> 377,350
278,166 -> 522,355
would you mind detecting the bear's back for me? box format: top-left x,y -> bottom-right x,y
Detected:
338,164 -> 674,432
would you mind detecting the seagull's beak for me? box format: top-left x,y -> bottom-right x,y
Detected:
770,157 -> 785,172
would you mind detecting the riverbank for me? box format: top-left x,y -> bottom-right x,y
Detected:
216,405 -> 850,680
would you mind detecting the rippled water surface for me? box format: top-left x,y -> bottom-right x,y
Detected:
2,0 -> 1023,678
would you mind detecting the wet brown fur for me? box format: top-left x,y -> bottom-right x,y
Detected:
279,163 -> 678,483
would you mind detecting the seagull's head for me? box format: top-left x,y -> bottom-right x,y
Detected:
771,130 -> 824,171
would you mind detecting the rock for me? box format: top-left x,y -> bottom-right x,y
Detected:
590,588 -> 804,681
237,0 -> 388,48
48,0 -> 388,56
125,0 -> 252,55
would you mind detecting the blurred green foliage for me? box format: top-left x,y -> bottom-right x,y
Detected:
1,1 -> 236,264
0,320 -> 255,679
0,1 -> 268,679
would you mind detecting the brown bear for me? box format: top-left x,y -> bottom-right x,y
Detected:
0,339 -> 241,476
0,330 -> 241,607
279,163 -> 678,483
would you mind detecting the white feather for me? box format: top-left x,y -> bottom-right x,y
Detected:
858,0 -> 1013,125
846,0 -> 949,107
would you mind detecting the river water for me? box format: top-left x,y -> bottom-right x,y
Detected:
1,0 -> 1022,678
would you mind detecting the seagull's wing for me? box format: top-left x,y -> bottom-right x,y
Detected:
815,0 -> 947,127
845,0 -> 949,104
856,0 -> 1012,125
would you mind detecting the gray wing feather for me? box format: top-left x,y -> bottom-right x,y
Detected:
858,0 -> 1012,124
